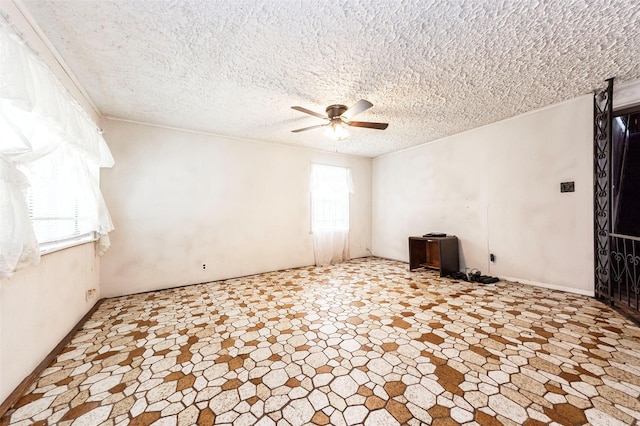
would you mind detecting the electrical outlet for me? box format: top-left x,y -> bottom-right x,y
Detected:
86,288 -> 97,301
490,253 -> 496,263
202,264 -> 207,270
560,181 -> 575,193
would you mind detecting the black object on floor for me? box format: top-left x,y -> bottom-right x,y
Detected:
449,270 -> 499,284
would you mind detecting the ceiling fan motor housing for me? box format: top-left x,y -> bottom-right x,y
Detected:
326,104 -> 348,119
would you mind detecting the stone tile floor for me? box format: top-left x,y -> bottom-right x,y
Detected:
2,257 -> 640,426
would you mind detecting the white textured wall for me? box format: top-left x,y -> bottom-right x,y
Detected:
100,119 -> 372,297
0,244 -> 99,403
373,95 -> 594,295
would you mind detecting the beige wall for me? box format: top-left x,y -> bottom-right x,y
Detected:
0,245 -> 100,403
99,119 -> 372,297
373,95 -> 595,295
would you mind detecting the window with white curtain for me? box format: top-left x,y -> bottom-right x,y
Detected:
310,164 -> 352,265
0,18 -> 114,279
311,164 -> 351,232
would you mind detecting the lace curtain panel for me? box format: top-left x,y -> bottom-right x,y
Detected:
0,19 -> 114,279
310,164 -> 353,266
312,229 -> 350,266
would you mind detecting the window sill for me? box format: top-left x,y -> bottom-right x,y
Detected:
40,233 -> 98,255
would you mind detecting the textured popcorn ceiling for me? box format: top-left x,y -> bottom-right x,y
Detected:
20,0 -> 640,157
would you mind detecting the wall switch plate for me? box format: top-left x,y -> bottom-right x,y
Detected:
86,288 -> 97,301
560,182 -> 575,193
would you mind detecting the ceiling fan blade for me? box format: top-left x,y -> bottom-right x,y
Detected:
291,106 -> 327,119
291,124 -> 328,133
342,99 -> 373,120
346,121 -> 389,130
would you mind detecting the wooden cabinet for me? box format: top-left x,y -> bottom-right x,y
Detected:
409,236 -> 459,276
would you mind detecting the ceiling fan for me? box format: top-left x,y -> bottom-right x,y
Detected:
291,99 -> 388,140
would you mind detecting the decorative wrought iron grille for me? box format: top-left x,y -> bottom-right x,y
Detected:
595,79 -> 640,319
594,78 -> 613,303
611,235 -> 640,311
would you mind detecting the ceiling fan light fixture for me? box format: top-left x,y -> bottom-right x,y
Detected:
325,120 -> 349,141
291,99 -> 387,139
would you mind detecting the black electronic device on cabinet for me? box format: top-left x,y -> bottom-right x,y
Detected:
422,232 -> 447,237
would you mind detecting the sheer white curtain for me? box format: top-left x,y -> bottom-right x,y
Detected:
0,19 -> 114,279
310,164 -> 353,266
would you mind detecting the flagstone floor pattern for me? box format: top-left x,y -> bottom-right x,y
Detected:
2,257 -> 640,426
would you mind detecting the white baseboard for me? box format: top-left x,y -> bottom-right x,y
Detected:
500,275 -> 594,297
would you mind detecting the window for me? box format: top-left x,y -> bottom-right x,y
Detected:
0,18 -> 114,279
22,147 -> 98,252
310,164 -> 351,232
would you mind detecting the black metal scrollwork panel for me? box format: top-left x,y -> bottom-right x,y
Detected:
611,236 -> 640,310
593,78 -> 613,302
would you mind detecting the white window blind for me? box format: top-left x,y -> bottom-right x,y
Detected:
24,154 -> 96,250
